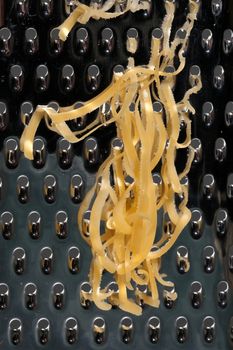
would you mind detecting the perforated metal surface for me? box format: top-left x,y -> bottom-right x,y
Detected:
0,0 -> 233,349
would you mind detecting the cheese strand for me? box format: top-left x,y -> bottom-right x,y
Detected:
19,0 -> 201,315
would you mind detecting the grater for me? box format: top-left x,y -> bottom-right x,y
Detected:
0,0 -> 233,349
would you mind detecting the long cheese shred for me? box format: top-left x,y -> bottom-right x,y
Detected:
19,0 -> 202,315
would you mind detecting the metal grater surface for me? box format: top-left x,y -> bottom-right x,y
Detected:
0,0 -> 233,349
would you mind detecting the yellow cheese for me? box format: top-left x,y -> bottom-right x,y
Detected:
19,0 -> 201,315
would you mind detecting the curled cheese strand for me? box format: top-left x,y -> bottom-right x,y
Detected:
19,0 -> 202,315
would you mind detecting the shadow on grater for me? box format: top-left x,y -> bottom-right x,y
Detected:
0,0 -> 233,349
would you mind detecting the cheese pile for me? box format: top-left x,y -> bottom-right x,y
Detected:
20,0 -> 202,315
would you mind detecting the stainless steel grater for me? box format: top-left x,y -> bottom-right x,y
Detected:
0,0 -> 233,349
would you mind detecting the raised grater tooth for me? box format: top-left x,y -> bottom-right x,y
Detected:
67,246 -> 80,274
36,64 -> 50,92
28,211 -> 41,239
20,101 -> 34,126
163,212 -> 173,236
163,287 -> 176,309
55,211 -> 68,239
175,316 -> 188,343
214,137 -> 227,162
190,208 -> 203,239
61,64 -> 75,93
176,246 -> 190,274
153,100 -> 163,115
113,64 -> 124,77
82,210 -> 91,238
33,137 -> 46,168
37,318 -> 50,345
9,65 -> 24,93
0,27 -> 13,56
201,29 -> 213,54
190,281 -> 203,309
215,208 -> 228,238
12,247 -> 26,275
70,174 -> 84,203
152,172 -> 163,197
80,281 -> 92,309
213,65 -> 225,90
65,0 -> 77,15
24,283 -> 37,310
152,27 -> 163,41
115,0 -> 128,12
86,64 -> 101,92
101,28 -> 115,55
17,175 -> 30,203
4,138 -> 19,168
76,28 -> 89,56
99,102 -> 112,121
120,317 -> 133,344
181,178 -> 190,200
83,137 -> 100,167
189,65 -> 201,88
217,280 -> 229,308
24,28 -> 39,55
147,316 -> 160,344
90,0 -> 103,9
48,100 -> 59,113
111,137 -> 124,153
227,173 -> 233,199
65,317 -> 78,344
40,247 -> 53,274
203,316 -> 216,343
44,174 -> 57,203
40,0 -> 54,18
225,101 -> 233,127
190,138 -> 202,163
202,101 -> 214,127
93,317 -> 106,344
126,28 -> 139,54
228,245 -> 233,272
0,283 -> 9,309
15,0 -> 28,18
176,27 -> 187,47
135,284 -> 147,307
9,318 -> 22,345
107,281 -> 119,308
164,65 -> 175,76
223,29 -> 233,55
50,28 -> 63,55
57,138 -> 73,169
138,0 -> 152,18
211,0 -> 222,16
72,102 -> 86,130
52,282 -> 65,309
1,211 -> 14,240
0,101 -> 8,131
202,174 -> 215,199
203,245 -> 216,273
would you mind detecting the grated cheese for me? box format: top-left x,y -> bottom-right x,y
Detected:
19,0 -> 201,315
